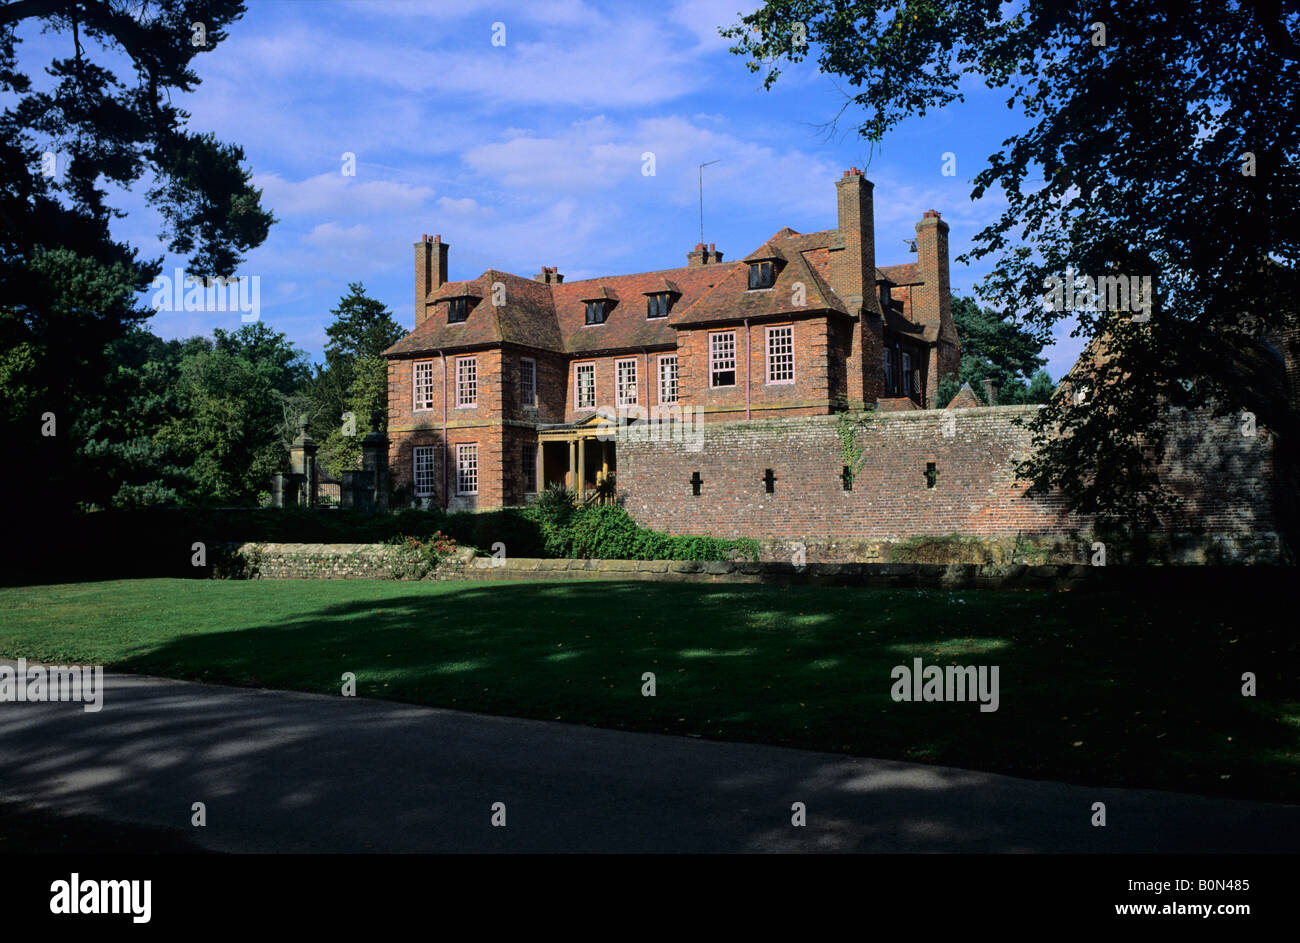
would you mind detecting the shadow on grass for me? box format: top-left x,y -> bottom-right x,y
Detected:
87,579 -> 1300,806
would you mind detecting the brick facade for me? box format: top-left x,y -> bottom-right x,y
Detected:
386,169 -> 965,510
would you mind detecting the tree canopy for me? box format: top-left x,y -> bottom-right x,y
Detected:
1,0 -> 274,508
937,295 -> 1052,406
725,0 -> 1300,526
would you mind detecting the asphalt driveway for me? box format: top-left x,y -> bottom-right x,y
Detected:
1,662 -> 1296,853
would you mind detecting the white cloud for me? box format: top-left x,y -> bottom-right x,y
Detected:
255,172 -> 437,218
436,196 -> 492,217
303,222 -> 373,249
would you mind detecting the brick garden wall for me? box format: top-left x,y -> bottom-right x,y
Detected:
615,405 -> 1280,547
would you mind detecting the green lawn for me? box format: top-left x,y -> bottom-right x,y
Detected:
2,578 -> 1296,802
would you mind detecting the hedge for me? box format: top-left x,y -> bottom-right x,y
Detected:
5,502 -> 755,583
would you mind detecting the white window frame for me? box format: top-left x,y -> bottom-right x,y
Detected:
455,356 -> 477,408
520,357 -> 537,408
574,361 -> 596,410
765,325 -> 794,384
709,330 -> 737,388
456,443 -> 478,495
413,445 -> 437,498
413,359 -> 435,411
615,357 -> 638,406
657,354 -> 678,405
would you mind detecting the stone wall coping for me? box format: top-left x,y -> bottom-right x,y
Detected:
229,543 -> 1290,591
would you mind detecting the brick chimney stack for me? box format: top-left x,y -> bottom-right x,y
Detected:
534,266 -> 564,284
915,210 -> 959,404
982,378 -> 998,406
832,168 -> 879,316
832,168 -> 885,405
414,234 -> 449,326
687,243 -> 724,266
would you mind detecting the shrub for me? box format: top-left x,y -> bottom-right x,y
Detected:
527,483 -> 579,557
568,505 -> 642,559
210,542 -> 262,579
387,530 -> 458,580
561,505 -> 758,562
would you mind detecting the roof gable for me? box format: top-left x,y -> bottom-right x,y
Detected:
674,233 -> 848,326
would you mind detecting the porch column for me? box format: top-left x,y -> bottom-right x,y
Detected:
577,435 -> 586,502
534,438 -> 543,493
568,439 -> 577,490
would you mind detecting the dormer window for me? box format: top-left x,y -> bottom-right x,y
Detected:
447,296 -> 469,323
748,261 -> 775,290
585,300 -> 608,325
647,293 -> 673,318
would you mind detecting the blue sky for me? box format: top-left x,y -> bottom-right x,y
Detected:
16,0 -> 1084,380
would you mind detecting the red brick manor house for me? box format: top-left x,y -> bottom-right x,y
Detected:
384,168 -> 960,509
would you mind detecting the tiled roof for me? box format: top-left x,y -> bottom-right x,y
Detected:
673,234 -> 848,326
883,306 -> 936,342
555,263 -> 734,354
387,228 -> 926,358
385,270 -> 561,356
877,397 -> 921,412
879,262 -> 921,285
742,236 -> 790,263
946,382 -> 981,409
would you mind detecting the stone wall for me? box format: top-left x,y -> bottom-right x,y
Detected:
225,543 -> 1285,591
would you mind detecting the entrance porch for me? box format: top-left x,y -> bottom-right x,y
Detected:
535,419 -> 617,504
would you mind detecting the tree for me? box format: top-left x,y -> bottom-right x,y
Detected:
213,322 -> 310,395
158,348 -> 284,506
724,1 -> 1300,527
324,282 -> 406,363
312,283 -> 403,474
321,355 -> 390,474
937,295 -> 1051,405
73,328 -> 205,510
153,322 -> 310,505
1,1 -> 273,508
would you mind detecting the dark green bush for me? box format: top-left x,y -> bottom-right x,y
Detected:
560,505 -> 757,562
